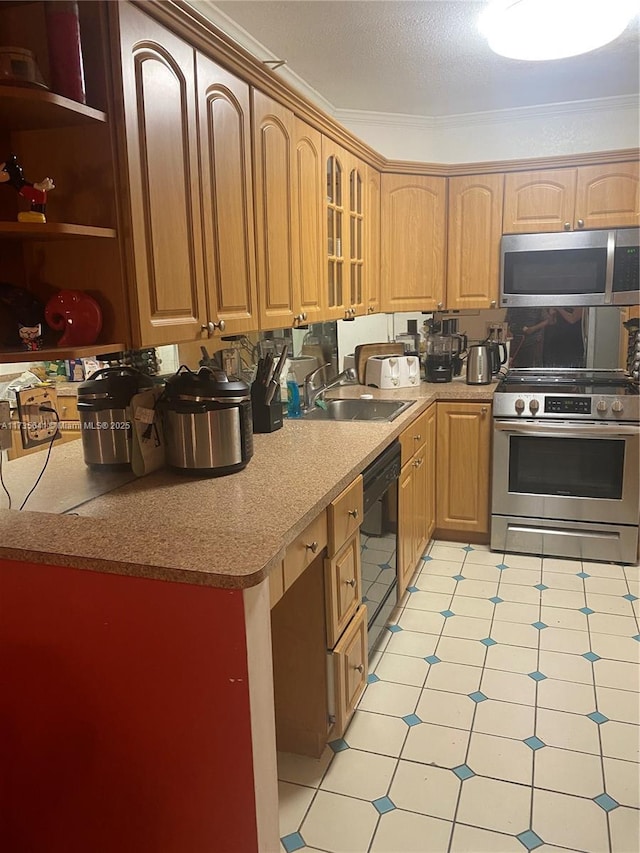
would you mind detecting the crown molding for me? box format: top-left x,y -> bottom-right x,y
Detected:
336,94 -> 639,132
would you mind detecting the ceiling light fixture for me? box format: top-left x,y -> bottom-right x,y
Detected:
478,0 -> 638,61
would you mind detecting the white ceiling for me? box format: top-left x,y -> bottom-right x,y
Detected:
202,0 -> 640,118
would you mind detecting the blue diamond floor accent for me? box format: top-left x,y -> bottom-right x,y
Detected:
633,635 -> 640,642
496,563 -> 509,570
372,796 -> 396,814
462,545 -> 474,552
424,655 -> 441,665
468,691 -> 488,703
528,671 -> 547,682
281,832 -> 306,852
367,673 -> 381,684
406,586 -> 419,593
422,555 -> 433,562
582,651 -> 601,662
594,793 -> 619,812
452,764 -> 475,780
577,571 -> 590,578
402,714 -> 422,727
517,829 -> 544,851
587,711 -> 609,725
388,624 -> 403,633
362,595 -> 369,602
534,583 -> 548,591
532,621 -> 548,630
480,637 -> 497,646
579,606 -> 595,615
328,738 -> 350,753
453,574 -> 465,581
489,596 -> 503,604
523,736 -> 546,751
441,609 -> 455,618
623,593 -> 638,601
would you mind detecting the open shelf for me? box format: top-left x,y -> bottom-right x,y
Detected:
0,343 -> 127,364
0,85 -> 107,130
0,222 -> 116,240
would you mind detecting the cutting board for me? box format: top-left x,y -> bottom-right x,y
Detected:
354,342 -> 405,385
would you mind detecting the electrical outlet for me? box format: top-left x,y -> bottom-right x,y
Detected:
0,400 -> 10,452
16,387 -> 60,450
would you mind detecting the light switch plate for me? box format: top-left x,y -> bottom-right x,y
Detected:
0,401 -> 10,451
16,386 -> 60,449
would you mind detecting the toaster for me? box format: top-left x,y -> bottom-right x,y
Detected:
365,355 -> 421,389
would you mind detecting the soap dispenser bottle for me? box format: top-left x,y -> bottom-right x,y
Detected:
286,369 -> 301,418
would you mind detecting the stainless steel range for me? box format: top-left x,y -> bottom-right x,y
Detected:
491,369 -> 640,564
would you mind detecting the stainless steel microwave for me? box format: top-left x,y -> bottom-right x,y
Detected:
500,228 -> 639,307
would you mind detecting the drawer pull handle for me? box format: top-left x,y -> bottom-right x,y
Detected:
346,578 -> 356,587
305,541 -> 318,554
348,508 -> 359,519
355,664 -> 364,673
414,434 -> 421,440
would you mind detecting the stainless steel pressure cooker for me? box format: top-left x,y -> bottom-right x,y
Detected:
161,365 -> 253,476
77,367 -> 154,468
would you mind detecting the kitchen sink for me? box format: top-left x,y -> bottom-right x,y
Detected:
302,398 -> 415,422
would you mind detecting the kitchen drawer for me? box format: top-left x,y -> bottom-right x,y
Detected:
399,409 -> 427,465
269,560 -> 285,609
328,474 -> 363,557
330,604 -> 368,738
324,531 -> 361,647
283,510 -> 328,590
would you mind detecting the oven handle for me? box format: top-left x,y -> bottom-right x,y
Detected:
494,420 -> 640,437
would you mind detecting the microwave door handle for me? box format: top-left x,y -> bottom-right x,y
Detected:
494,420 -> 640,437
604,230 -> 615,305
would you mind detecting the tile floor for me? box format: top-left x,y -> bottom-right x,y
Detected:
278,540 -> 640,853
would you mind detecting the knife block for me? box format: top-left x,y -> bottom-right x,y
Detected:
251,382 -> 283,433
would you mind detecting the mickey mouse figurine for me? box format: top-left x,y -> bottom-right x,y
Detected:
0,154 -> 55,223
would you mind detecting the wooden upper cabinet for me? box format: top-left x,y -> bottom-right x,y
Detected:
575,162 -> 639,230
447,173 -> 504,310
366,166 -> 381,316
504,162 -> 639,234
293,118 -> 324,326
116,2 -> 206,346
380,174 -> 446,312
252,91 -> 296,330
503,168 -> 577,234
346,152 -> 366,317
196,54 -> 258,336
322,137 -> 349,320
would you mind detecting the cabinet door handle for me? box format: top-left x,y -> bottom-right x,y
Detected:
490,300 -> 496,308
481,407 -> 488,415
305,541 -> 318,554
355,664 -> 364,673
368,306 -> 375,313
294,312 -> 308,324
576,219 -> 584,229
348,508 -> 359,519
346,578 -> 356,587
414,433 -> 421,441
437,302 -> 443,309
564,222 -> 571,231
201,319 -> 225,334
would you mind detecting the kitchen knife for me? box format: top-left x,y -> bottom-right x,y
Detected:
265,343 -> 289,405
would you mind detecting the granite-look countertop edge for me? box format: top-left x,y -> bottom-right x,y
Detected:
0,381 -> 497,588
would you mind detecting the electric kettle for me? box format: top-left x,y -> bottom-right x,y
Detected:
466,344 -> 492,385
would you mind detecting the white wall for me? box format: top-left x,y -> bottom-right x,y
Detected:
337,96 -> 639,162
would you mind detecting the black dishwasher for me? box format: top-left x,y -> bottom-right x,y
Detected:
360,440 -> 401,651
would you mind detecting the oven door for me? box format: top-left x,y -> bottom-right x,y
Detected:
492,419 -> 640,526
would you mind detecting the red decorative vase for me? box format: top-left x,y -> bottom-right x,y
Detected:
45,290 -> 102,347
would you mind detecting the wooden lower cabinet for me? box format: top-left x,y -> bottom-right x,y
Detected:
330,604 -> 367,738
435,401 -> 492,540
397,404 -> 436,597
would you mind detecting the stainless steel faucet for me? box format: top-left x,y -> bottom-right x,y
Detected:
303,364 -> 358,411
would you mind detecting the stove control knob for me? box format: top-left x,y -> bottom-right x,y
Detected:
611,401 -> 624,414
515,398 -> 525,414
529,399 -> 539,414
596,400 -> 609,414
